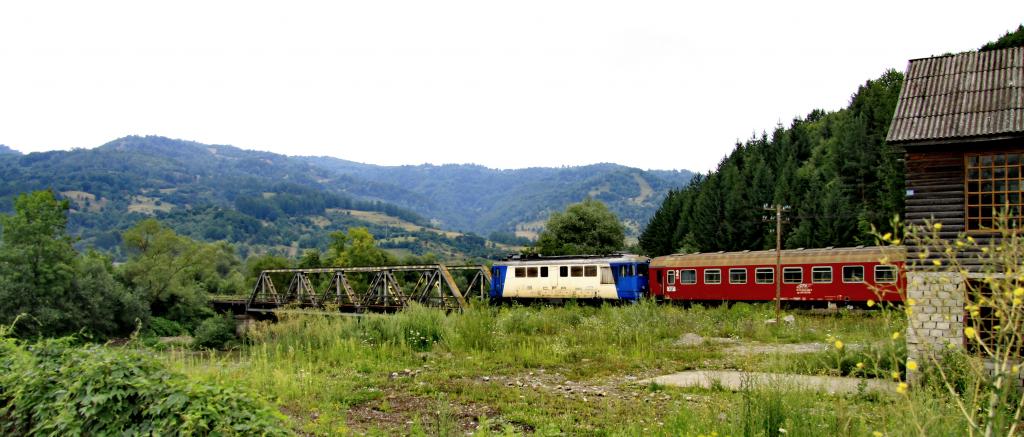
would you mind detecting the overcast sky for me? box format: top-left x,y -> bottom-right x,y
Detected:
0,2 -> 1020,172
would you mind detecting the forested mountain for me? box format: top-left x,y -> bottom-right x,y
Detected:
301,157 -> 692,238
0,136 -> 692,259
639,70 -> 905,256
0,145 -> 19,156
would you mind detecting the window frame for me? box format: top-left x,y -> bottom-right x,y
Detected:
782,267 -> 803,284
704,268 -> 722,285
874,265 -> 897,283
755,267 -> 775,284
514,267 -> 526,278
811,266 -> 832,284
842,265 -> 865,284
666,269 -> 676,285
583,265 -> 598,277
679,269 -> 697,285
965,152 -> 1024,232
729,268 -> 747,284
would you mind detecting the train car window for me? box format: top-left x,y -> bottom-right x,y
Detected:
755,268 -> 774,284
637,264 -> 647,277
540,266 -> 549,277
560,266 -> 569,277
571,266 -> 584,277
680,269 -> 697,285
515,267 -> 526,278
527,267 -> 538,277
783,267 -> 802,284
729,268 -> 747,284
843,266 -> 865,283
875,265 -> 897,283
704,269 -> 722,284
584,266 -> 598,277
667,270 -> 676,284
601,267 -> 614,284
811,266 -> 832,284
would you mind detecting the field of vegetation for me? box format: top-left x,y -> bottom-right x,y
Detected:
149,301 -> 974,436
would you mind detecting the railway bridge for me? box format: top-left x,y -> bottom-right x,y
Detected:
211,264 -> 491,316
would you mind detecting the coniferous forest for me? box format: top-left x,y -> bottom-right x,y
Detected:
639,70 -> 905,256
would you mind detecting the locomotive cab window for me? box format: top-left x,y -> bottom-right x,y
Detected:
729,268 -> 747,284
637,264 -> 647,277
680,269 -> 697,285
704,269 -> 722,284
584,265 -> 597,277
755,268 -> 774,284
666,270 -> 676,285
571,266 -> 584,277
842,266 -> 865,283
515,267 -> 526,278
559,266 -> 569,277
782,267 -> 802,284
601,267 -> 614,284
811,266 -> 832,284
874,265 -> 897,283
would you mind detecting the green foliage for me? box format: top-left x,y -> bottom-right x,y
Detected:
326,227 -> 397,267
145,316 -> 189,337
981,24 -> 1024,51
193,313 -> 238,349
640,70 -> 905,256
0,190 -> 145,338
118,219 -> 244,331
534,199 -> 626,255
0,336 -> 291,436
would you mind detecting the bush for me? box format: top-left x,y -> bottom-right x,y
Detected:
193,313 -> 237,349
0,336 -> 291,436
146,316 -> 189,337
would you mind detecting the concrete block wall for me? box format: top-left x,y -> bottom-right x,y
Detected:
906,271 -> 965,375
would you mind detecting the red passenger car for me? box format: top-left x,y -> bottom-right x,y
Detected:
649,246 -> 904,304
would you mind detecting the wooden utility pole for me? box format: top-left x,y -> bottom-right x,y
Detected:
763,204 -> 790,323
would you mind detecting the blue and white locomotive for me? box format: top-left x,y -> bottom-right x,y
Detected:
489,254 -> 650,301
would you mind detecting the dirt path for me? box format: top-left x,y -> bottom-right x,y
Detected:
641,370 -> 893,395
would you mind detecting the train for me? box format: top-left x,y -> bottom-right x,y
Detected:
489,246 -> 905,304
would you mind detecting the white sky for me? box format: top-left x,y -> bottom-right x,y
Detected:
0,2 -> 1020,172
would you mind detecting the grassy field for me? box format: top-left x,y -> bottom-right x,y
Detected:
164,301 -> 969,436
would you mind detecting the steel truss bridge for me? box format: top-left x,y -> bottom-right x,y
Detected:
214,265 -> 491,316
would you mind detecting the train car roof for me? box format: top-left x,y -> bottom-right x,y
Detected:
496,254 -> 649,266
650,246 -> 905,268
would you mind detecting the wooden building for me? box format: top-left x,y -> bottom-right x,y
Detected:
886,46 -> 1024,366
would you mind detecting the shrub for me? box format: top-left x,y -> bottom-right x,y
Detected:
0,336 -> 291,436
146,316 -> 190,337
193,313 -> 237,349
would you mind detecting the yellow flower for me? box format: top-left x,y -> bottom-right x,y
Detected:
906,307 -> 913,316
932,259 -> 942,266
892,332 -> 901,340
856,362 -> 865,369
891,239 -> 901,245
891,371 -> 900,380
834,340 -> 844,350
1015,298 -> 1022,306
906,360 -> 918,371
873,432 -> 884,437
907,298 -> 916,306
867,299 -> 875,307
965,327 -> 976,338
967,236 -> 975,243
933,222 -> 942,231
1014,288 -> 1024,297
882,232 -> 892,241
896,382 -> 908,394
1013,365 -> 1020,374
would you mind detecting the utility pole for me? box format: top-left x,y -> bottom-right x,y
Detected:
763,204 -> 790,323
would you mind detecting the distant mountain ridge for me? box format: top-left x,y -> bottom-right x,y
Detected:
0,136 -> 693,257
0,145 -> 19,155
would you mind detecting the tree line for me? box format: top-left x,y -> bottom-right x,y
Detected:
640,70 -> 905,256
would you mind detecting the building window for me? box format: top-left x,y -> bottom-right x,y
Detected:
842,265 -> 865,283
811,266 -> 832,284
874,265 -> 897,283
704,269 -> 722,284
680,269 -> 697,285
755,268 -> 774,284
729,268 -> 747,284
783,267 -> 802,284
966,153 -> 1024,231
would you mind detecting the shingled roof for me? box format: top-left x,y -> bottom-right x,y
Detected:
887,46 -> 1024,144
